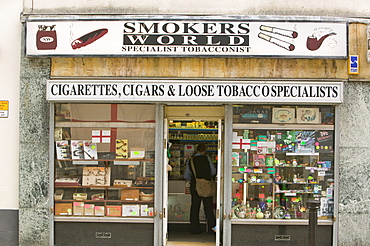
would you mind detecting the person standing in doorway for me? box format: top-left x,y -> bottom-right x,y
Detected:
184,143 -> 216,234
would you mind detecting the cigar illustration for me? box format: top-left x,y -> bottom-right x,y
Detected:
258,32 -> 295,51
260,25 -> 298,39
71,28 -> 108,49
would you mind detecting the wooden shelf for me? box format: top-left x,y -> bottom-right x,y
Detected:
233,123 -> 334,130
55,121 -> 155,128
54,185 -> 154,189
169,128 -> 218,131
55,200 -> 153,203
56,158 -> 154,162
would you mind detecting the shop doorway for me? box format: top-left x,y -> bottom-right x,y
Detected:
163,106 -> 224,246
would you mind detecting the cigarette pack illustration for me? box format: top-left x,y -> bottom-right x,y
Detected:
36,25 -> 57,50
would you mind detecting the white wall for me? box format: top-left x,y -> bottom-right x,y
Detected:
0,0 -> 21,209
23,0 -> 370,17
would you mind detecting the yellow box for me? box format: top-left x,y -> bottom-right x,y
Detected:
55,203 -> 72,216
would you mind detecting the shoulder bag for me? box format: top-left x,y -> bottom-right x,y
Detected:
190,158 -> 216,197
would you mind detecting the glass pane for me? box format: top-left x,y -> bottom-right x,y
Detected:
53,103 -> 156,218
231,105 -> 334,220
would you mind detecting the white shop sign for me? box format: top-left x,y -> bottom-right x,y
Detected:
27,20 -> 347,58
47,80 -> 343,103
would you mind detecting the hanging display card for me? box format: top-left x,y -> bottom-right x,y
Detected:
55,141 -> 71,160
296,108 -> 320,124
83,141 -> 98,160
116,139 -> 129,158
71,140 -> 84,159
232,152 -> 240,166
272,108 -> 295,123
275,131 -> 295,153
315,130 -> 334,153
295,131 -> 316,153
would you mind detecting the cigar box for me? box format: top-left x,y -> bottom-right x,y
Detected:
84,204 -> 95,216
122,205 -> 140,217
120,189 -> 140,201
106,206 -> 122,216
73,202 -> 84,216
55,203 -> 72,216
113,180 -> 132,187
94,206 -> 105,216
129,147 -> 145,159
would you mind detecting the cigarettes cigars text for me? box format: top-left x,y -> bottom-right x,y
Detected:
49,83 -> 340,101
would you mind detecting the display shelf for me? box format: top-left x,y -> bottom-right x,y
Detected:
56,159 -> 155,162
231,219 -> 333,226
168,139 -> 217,142
169,128 -> 218,131
55,121 -> 155,128
54,185 -> 154,189
233,123 -> 334,130
54,216 -> 155,223
285,153 -> 319,156
55,200 -> 154,203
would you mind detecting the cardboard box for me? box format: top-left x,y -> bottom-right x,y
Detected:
129,147 -> 145,159
140,205 -> 149,216
73,193 -> 87,200
84,204 -> 95,216
113,180 -> 132,187
82,167 -> 111,186
106,206 -> 122,216
121,189 -> 140,201
94,206 -> 105,216
54,190 -> 64,200
122,205 -> 140,217
73,202 -> 84,216
55,203 -> 72,216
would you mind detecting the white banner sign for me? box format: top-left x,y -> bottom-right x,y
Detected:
27,19 -> 347,58
47,80 -> 343,103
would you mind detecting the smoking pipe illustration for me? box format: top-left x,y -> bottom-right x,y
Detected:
306,32 -> 336,51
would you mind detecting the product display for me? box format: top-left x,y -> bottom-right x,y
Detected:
53,103 -> 156,218
82,167 -> 111,186
116,139 -> 129,159
168,120 -> 218,179
232,105 -> 335,220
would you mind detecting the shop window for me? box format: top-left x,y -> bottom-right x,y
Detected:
231,105 -> 334,220
53,103 -> 155,218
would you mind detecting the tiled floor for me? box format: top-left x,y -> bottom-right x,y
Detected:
167,242 -> 215,246
167,231 -> 215,246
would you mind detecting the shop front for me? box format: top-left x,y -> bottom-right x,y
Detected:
45,79 -> 341,245
23,16 -> 348,245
